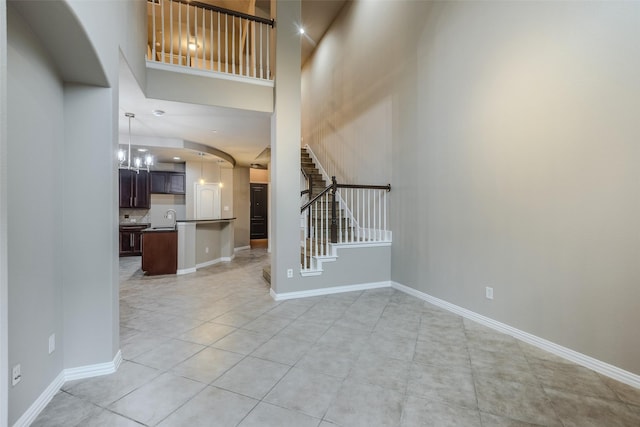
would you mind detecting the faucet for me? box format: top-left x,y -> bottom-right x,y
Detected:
165,209 -> 177,228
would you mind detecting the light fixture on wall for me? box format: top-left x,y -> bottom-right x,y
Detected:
118,112 -> 153,173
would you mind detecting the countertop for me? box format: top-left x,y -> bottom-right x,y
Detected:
176,218 -> 236,224
142,226 -> 177,233
119,223 -> 150,228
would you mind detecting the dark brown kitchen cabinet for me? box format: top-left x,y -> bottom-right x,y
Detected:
141,230 -> 177,275
150,171 -> 185,195
119,224 -> 149,256
119,169 -> 150,208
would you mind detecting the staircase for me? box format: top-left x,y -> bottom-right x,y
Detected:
301,148 -> 326,197
263,146 -> 392,285
299,146 -> 391,275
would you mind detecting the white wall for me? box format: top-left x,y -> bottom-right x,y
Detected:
270,0 -> 303,294
7,6 -> 65,422
5,0 -> 147,424
0,1 -> 8,424
302,1 -> 640,376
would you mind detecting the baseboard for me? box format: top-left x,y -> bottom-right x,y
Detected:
270,281 -> 391,301
64,350 -> 122,382
177,267 -> 197,275
196,255 -> 234,270
11,351 -> 122,427
234,245 -> 250,252
391,281 -> 640,390
12,371 -> 65,427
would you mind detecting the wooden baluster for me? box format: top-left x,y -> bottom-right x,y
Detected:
160,0 -> 165,62
152,0 -> 156,60
178,1 -> 182,63
169,0 -> 173,63
232,16 -> 235,74
259,22 -> 263,79
186,4 -> 190,66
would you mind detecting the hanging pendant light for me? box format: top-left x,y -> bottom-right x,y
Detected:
118,112 -> 153,173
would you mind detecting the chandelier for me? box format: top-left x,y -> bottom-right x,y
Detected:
118,112 -> 153,173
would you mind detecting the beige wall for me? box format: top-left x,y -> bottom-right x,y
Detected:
250,167 -> 269,183
302,1 -> 640,375
185,160 -> 233,219
233,167 -> 250,248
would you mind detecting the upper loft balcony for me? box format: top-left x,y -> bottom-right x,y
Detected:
145,0 -> 274,113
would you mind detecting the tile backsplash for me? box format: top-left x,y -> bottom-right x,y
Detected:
119,209 -> 151,224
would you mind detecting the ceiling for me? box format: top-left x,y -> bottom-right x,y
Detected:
118,0 -> 345,168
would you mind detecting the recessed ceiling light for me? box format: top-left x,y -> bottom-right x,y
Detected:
152,109 -> 165,117
173,157 -> 181,160
137,148 -> 148,152
299,27 -> 305,35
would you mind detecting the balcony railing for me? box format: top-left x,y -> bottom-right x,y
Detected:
147,0 -> 275,81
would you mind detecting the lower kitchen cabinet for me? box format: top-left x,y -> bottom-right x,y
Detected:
141,230 -> 177,275
119,224 -> 149,256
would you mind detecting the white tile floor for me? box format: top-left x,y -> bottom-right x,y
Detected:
33,248 -> 640,426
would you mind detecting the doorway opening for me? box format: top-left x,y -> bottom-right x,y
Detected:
250,183 -> 268,248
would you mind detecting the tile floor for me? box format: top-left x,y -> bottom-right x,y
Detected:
33,249 -> 640,426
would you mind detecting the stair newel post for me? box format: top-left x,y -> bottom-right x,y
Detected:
331,176 -> 338,243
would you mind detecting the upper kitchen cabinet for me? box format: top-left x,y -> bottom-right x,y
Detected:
150,171 -> 185,195
119,169 -> 150,208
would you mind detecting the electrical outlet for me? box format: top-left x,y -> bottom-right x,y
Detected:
287,268 -> 293,278
205,247 -> 209,254
12,364 -> 21,386
485,286 -> 494,300
49,334 -> 55,354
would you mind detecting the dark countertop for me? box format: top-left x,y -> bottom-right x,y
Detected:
176,218 -> 236,223
119,223 -> 150,228
142,227 -> 176,233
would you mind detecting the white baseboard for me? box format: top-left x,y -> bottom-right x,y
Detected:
270,281 -> 391,301
177,267 -> 197,275
64,350 -> 122,382
391,281 -> 640,390
235,245 -> 250,252
12,371 -> 65,427
196,255 -> 234,270
12,350 -> 122,427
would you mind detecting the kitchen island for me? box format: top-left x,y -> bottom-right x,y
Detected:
176,218 -> 235,275
141,228 -> 177,275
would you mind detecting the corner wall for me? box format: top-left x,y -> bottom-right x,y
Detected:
5,0 -> 147,423
1,0 -> 9,424
233,167 -> 250,248
302,1 -> 640,375
270,0 -> 302,294
7,7 -> 65,422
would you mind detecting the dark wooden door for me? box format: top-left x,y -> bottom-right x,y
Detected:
250,183 -> 268,239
